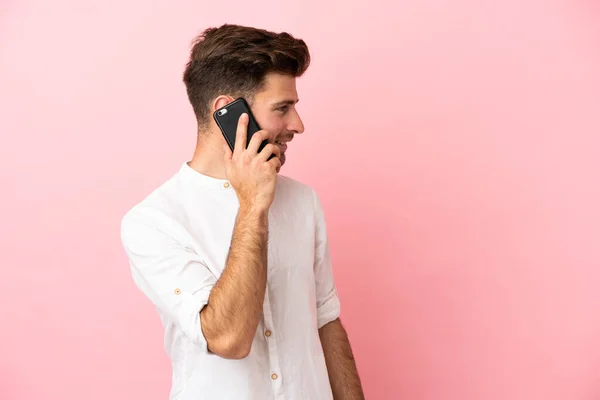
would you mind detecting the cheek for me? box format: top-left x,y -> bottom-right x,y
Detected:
260,118 -> 286,137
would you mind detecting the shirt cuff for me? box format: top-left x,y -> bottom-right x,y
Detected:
177,288 -> 212,350
317,292 -> 341,329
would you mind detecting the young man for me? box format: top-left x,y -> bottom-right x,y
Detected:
120,24 -> 364,400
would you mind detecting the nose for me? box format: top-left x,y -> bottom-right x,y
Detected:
288,108 -> 305,134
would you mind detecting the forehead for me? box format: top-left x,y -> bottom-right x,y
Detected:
255,73 -> 298,102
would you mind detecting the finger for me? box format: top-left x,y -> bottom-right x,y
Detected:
268,155 -> 282,171
257,143 -> 281,162
234,113 -> 249,156
246,130 -> 268,155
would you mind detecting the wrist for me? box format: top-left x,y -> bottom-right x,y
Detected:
238,203 -> 269,220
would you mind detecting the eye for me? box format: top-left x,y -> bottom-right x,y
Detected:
275,105 -> 289,114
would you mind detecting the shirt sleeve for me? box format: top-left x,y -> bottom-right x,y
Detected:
120,208 -> 217,351
312,189 -> 341,329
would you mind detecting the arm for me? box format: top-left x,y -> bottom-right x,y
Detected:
201,116 -> 281,359
200,206 -> 268,359
311,190 -> 364,398
319,318 -> 365,400
120,117 -> 280,361
121,203 -> 270,360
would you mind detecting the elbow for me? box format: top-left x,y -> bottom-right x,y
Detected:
200,306 -> 253,359
208,334 -> 252,359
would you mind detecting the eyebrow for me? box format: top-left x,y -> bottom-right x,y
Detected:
272,99 -> 299,107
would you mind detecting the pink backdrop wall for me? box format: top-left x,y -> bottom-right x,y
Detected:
1,1 -> 599,399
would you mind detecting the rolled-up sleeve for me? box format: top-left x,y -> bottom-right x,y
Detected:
120,209 -> 217,351
312,190 -> 341,329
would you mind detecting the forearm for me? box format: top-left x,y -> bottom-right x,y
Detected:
201,205 -> 269,358
319,319 -> 365,400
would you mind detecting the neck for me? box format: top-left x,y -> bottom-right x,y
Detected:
188,129 -> 228,180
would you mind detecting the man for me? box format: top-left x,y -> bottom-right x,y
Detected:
120,24 -> 364,400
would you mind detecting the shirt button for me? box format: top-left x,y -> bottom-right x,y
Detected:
265,330 -> 272,337
174,288 -> 181,295
271,373 -> 278,380
223,182 -> 230,188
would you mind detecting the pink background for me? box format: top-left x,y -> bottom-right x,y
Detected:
1,0 -> 600,399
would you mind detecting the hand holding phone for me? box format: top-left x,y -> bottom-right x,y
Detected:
216,102 -> 281,211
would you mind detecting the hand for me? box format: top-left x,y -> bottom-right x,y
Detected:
224,113 -> 281,212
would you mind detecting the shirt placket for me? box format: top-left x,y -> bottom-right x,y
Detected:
263,288 -> 285,400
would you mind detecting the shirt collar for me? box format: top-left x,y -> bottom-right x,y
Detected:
179,162 -> 233,191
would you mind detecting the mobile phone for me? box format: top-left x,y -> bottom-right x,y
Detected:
213,98 -> 269,154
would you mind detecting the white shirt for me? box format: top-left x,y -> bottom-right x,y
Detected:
120,162 -> 341,400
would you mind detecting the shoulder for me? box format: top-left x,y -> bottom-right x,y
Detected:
276,174 -> 319,202
120,170 -> 187,245
274,174 -> 326,218
276,173 -> 320,196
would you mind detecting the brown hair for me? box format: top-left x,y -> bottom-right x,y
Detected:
183,24 -> 311,130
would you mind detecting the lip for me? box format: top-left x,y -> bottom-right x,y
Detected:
276,143 -> 288,153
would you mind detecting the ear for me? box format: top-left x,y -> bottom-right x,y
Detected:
212,95 -> 236,113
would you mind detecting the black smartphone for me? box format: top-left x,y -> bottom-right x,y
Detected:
213,98 -> 269,154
